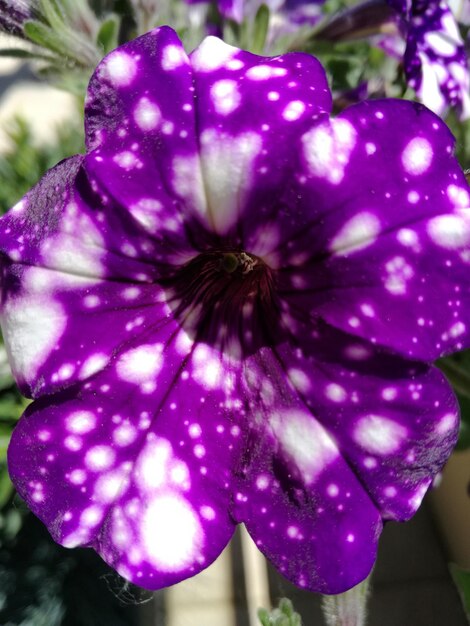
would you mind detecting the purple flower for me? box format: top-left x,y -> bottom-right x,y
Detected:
223,0 -> 325,24
449,0 -> 470,25
0,0 -> 38,37
186,0 -> 325,28
1,27 -> 470,594
387,0 -> 470,119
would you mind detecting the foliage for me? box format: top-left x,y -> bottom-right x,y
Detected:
258,598 -> 302,626
0,116 -> 84,215
0,115 -> 84,542
438,353 -> 470,451
450,566 -> 470,622
0,510 -> 146,625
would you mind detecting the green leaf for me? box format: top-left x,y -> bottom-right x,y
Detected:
0,48 -> 54,60
39,0 -> 66,33
0,400 -> 26,424
438,357 -> 470,399
258,608 -> 270,626
0,466 -> 13,509
24,20 -> 69,56
438,353 -> 470,450
97,16 -> 119,54
0,425 -> 12,459
252,4 -> 270,55
0,115 -> 85,214
456,392 -> 470,450
257,598 -> 302,625
0,371 -> 15,393
450,565 -> 470,620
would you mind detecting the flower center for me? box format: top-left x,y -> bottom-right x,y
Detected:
161,250 -> 281,357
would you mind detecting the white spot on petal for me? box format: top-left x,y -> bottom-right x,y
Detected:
200,505 -> 216,520
246,65 -> 287,80
161,44 -> 188,70
200,130 -> 262,233
79,353 -> 108,379
427,214 -> 470,249
287,368 -> 311,393
210,79 -> 240,115
330,212 -> 380,255
141,494 -> 203,572
134,97 -> 161,131
397,228 -> 419,248
69,469 -> 86,485
191,37 -> 237,72
436,412 -> 457,435
116,344 -> 163,387
113,422 -> 137,446
66,410 -> 96,434
103,51 -> 137,87
303,119 -> 356,184
270,410 -> 339,484
325,383 -> 347,402
81,505 -> 103,527
85,445 -> 115,471
283,100 -> 305,121
402,137 -> 433,175
2,297 -> 66,383
95,469 -> 128,503
354,415 -> 407,455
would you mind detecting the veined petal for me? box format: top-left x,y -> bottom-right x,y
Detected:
0,156 -> 178,397
274,321 -> 459,521
233,348 -> 382,594
190,36 -> 332,235
87,30 -> 332,240
85,27 -> 210,234
8,333 -> 243,590
281,99 -> 470,360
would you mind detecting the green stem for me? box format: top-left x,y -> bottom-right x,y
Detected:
321,576 -> 371,626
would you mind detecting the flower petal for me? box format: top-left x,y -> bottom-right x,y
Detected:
0,156 -> 180,397
280,98 -> 470,360
274,320 -> 459,521
403,1 -> 470,119
233,348 -> 381,594
86,29 -> 332,239
84,27 -> 211,242
8,334 -> 243,590
234,327 -> 458,592
85,27 -> 193,152
190,35 -> 332,234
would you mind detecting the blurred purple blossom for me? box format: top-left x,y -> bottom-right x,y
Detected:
0,0 -> 38,37
388,0 -> 470,119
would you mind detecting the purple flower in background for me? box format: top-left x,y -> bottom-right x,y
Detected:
387,0 -> 470,118
448,0 -> 470,25
0,0 -> 37,37
218,0 -> 325,23
2,27 -> 470,594
186,0 -> 326,30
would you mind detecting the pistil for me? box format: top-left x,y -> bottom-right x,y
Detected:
161,249 -> 281,356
